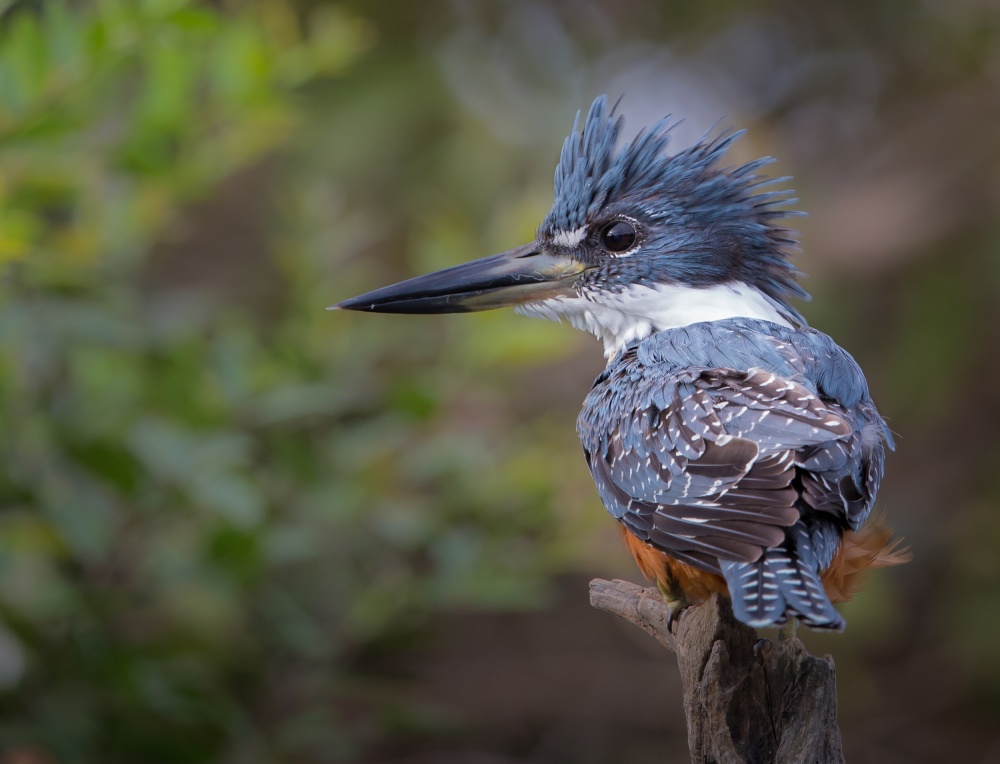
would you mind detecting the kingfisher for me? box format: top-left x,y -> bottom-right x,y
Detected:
333,96 -> 907,631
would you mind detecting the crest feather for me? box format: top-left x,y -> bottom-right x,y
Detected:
541,95 -> 810,311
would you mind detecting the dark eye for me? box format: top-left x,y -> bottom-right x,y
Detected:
600,220 -> 637,253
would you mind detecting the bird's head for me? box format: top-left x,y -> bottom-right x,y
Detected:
334,96 -> 809,360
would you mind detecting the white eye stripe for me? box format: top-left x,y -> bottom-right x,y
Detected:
551,226 -> 588,247
550,217 -> 644,254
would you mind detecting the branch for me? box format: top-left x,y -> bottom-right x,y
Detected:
589,579 -> 844,764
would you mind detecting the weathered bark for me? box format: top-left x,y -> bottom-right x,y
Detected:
589,579 -> 844,764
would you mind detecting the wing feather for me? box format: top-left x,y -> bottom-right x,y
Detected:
584,366 -> 860,570
580,321 -> 893,630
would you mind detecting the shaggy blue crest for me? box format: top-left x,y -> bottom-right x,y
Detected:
539,95 -> 810,315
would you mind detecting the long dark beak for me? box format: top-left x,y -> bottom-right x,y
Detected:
330,243 -> 588,313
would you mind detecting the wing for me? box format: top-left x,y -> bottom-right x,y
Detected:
583,366 -> 864,573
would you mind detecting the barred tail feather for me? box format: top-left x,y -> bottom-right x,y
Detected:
721,530 -> 846,631
772,550 -> 844,631
720,556 -> 786,628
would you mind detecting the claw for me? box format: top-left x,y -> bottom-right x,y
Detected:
657,577 -> 690,631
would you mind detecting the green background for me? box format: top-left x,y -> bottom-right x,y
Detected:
0,1 -> 998,761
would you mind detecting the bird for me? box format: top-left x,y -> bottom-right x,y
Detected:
332,95 -> 908,631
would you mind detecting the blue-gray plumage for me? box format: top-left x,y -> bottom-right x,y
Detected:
578,317 -> 892,629
333,95 -> 905,631
538,97 -> 808,316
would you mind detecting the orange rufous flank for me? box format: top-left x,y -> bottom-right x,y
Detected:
620,519 -> 910,607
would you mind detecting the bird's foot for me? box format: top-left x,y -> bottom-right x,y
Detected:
656,579 -> 690,631
777,618 -> 799,642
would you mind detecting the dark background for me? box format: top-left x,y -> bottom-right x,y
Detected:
1,1 -> 998,762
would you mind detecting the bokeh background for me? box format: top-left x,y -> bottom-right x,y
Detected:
1,1 -> 999,762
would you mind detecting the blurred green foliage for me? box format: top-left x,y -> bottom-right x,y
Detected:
0,1 -> 593,761
1,0 -> 999,762
0,0 -> 364,272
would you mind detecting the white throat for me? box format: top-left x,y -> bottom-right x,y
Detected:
516,281 -> 795,362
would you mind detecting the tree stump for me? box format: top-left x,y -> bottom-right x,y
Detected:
589,579 -> 844,764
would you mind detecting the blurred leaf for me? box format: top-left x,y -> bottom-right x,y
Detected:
4,0 -> 994,761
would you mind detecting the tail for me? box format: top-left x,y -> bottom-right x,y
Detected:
721,517 -> 911,630
720,523 -> 846,631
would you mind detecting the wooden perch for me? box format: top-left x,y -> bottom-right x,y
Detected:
589,579 -> 844,764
